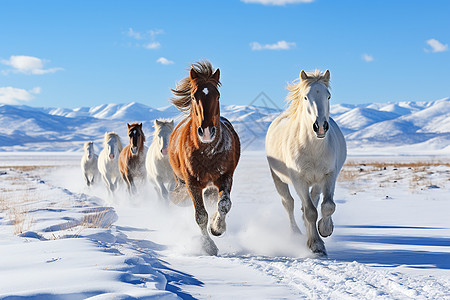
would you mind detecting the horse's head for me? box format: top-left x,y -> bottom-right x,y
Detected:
127,122 -> 145,156
84,141 -> 95,159
299,70 -> 331,139
104,132 -> 122,160
190,67 -> 221,143
154,119 -> 174,156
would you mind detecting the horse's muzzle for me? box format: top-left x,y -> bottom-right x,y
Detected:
109,153 -> 114,160
198,126 -> 216,143
313,120 -> 329,138
131,146 -> 138,155
161,148 -> 169,156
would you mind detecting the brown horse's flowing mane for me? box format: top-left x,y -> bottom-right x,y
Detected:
170,60 -> 221,113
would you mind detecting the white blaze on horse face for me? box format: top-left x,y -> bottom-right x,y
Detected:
305,83 -> 330,138
202,87 -> 209,95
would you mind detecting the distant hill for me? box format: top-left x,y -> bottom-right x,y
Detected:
0,98 -> 449,155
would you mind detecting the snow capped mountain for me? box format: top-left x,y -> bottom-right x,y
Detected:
0,98 -> 448,154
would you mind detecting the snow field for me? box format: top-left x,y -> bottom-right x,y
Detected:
0,152 -> 449,299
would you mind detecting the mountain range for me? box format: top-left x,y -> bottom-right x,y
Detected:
0,98 -> 448,155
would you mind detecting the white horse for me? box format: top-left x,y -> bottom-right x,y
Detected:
266,69 -> 346,256
98,132 -> 123,193
81,141 -> 98,186
146,119 -> 175,200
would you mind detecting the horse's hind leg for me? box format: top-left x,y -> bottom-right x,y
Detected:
318,175 -> 337,238
170,179 -> 190,205
210,175 -> 232,237
270,169 -> 302,234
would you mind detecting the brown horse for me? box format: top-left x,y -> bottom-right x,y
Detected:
169,61 -> 240,256
119,122 -> 147,194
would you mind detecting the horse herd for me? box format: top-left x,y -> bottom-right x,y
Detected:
80,60 -> 347,256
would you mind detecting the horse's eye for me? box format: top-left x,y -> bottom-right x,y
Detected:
304,96 -> 308,101
328,96 -> 331,100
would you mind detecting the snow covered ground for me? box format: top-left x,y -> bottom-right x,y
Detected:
0,151 -> 449,299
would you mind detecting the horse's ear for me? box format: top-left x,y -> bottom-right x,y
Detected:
170,120 -> 174,126
300,70 -> 308,81
190,68 -> 199,80
127,123 -> 131,129
212,68 -> 220,82
154,119 -> 159,127
323,69 -> 330,82
138,123 -> 142,128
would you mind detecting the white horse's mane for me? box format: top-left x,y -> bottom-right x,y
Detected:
83,141 -> 93,149
103,132 -> 123,150
153,119 -> 174,137
285,70 -> 330,119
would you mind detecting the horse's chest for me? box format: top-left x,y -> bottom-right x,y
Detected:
189,151 -> 228,179
293,155 -> 333,184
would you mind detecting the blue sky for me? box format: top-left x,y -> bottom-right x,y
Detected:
0,0 -> 449,108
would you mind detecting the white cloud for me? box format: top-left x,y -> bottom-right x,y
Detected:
1,55 -> 63,75
127,28 -> 143,40
149,29 -> 164,39
126,28 -> 164,50
242,0 -> 314,5
144,42 -> 161,50
0,86 -> 41,104
156,57 -> 174,65
251,40 -> 296,51
425,38 -> 448,53
362,54 -> 374,62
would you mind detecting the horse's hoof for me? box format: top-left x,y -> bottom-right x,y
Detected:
202,236 -> 218,256
318,218 -> 334,237
308,239 -> 326,257
210,212 -> 226,236
313,249 -> 328,258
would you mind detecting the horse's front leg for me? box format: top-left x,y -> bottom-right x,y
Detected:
210,175 -> 232,237
187,177 -> 218,256
83,172 -> 91,187
292,178 -> 326,256
156,176 -> 168,200
318,173 -> 337,238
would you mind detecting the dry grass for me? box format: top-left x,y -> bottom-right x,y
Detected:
338,160 -> 449,191
9,207 -> 34,235
0,165 -> 54,172
0,170 -> 40,235
342,161 -> 450,170
81,208 -> 114,229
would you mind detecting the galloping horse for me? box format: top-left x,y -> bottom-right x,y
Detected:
98,132 -> 123,193
169,61 -> 240,256
119,123 -> 147,194
146,119 -> 176,200
266,69 -> 346,257
81,141 -> 98,187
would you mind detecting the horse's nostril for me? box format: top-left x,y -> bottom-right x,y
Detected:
197,126 -> 204,136
313,121 -> 319,133
210,126 -> 216,137
324,121 -> 329,131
